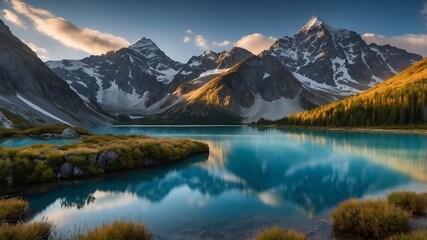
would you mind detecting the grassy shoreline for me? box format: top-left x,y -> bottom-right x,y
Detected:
0,126 -> 209,189
251,124 -> 427,135
0,125 -> 91,139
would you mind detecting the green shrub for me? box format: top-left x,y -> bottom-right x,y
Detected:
332,198 -> 409,239
45,151 -> 63,169
0,160 -> 12,186
78,221 -> 152,240
255,227 -> 306,240
387,191 -> 427,215
29,162 -> 54,182
0,198 -> 29,221
0,221 -> 53,240
66,154 -> 87,167
11,158 -> 33,185
387,229 -> 427,240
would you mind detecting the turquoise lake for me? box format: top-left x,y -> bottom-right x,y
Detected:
8,126 -> 427,239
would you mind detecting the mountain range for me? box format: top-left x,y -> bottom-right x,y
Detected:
0,17 -> 422,127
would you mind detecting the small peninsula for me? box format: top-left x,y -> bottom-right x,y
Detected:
0,125 -> 209,188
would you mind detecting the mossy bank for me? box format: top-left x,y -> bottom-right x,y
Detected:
0,133 -> 209,187
0,124 -> 90,139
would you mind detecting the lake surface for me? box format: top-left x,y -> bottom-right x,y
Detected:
18,126 -> 427,239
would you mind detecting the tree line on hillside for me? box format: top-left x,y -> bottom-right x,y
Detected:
256,82 -> 427,127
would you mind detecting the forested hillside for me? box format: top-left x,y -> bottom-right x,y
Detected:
257,58 -> 427,127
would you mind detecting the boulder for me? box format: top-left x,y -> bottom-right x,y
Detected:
60,163 -> 74,178
61,128 -> 78,138
73,166 -> 83,177
97,151 -> 119,169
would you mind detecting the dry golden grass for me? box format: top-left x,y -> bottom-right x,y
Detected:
387,191 -> 427,216
332,199 -> 409,239
78,221 -> 152,240
0,198 -> 28,221
387,229 -> 427,240
255,227 -> 306,240
0,221 -> 52,240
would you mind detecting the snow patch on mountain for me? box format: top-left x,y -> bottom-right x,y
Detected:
263,73 -> 271,79
98,82 -> 144,109
240,94 -> 303,123
199,68 -> 230,78
293,72 -> 360,96
157,67 -> 179,83
189,60 -> 201,67
17,94 -> 72,125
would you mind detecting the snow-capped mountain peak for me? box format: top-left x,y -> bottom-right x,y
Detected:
297,16 -> 336,36
130,37 -> 156,48
48,37 -> 184,112
264,16 -> 422,102
129,37 -> 161,58
303,16 -> 324,29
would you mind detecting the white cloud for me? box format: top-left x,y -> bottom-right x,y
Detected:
9,0 -> 130,55
183,36 -> 191,43
235,33 -> 277,55
184,29 -> 230,50
26,42 -> 49,60
195,34 -> 208,49
362,33 -> 427,57
212,40 -> 231,47
2,9 -> 25,28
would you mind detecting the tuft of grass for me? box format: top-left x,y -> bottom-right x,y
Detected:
255,227 -> 306,240
331,198 -> 409,239
387,191 -> 427,215
387,229 -> 427,240
0,221 -> 53,240
78,221 -> 152,240
0,198 -> 29,221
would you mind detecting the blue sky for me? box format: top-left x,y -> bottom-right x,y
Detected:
1,0 -> 426,62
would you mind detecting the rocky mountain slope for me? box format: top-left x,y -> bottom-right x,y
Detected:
0,20 -> 109,128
